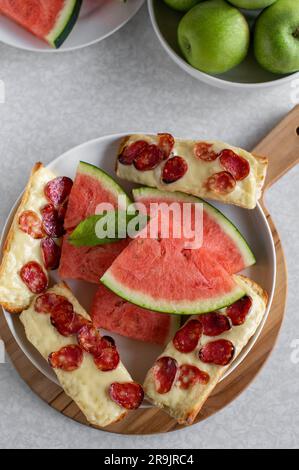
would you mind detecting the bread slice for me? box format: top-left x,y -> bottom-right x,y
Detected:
0,163 -> 56,313
20,282 -> 132,428
143,275 -> 268,425
116,134 -> 268,209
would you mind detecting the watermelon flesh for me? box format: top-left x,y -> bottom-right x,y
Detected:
101,239 -> 246,315
0,0 -> 82,48
101,187 -> 253,315
64,169 -> 129,231
91,283 -> 178,346
59,236 -> 129,284
133,187 -> 255,275
59,162 -> 176,344
60,161 -> 131,283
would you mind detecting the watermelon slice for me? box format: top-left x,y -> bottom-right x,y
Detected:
0,0 -> 82,48
132,187 -> 255,274
91,283 -> 180,345
59,237 -> 129,284
60,162 -> 179,344
101,238 -> 246,315
101,187 -> 252,315
59,161 -> 131,283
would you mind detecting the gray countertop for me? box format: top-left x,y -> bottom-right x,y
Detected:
0,5 -> 298,449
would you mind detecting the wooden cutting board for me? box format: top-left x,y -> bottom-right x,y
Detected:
1,106 -> 299,435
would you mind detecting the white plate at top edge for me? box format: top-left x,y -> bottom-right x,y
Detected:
0,132 -> 276,408
0,0 -> 145,53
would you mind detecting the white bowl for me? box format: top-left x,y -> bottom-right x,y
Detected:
0,0 -> 144,53
148,0 -> 299,90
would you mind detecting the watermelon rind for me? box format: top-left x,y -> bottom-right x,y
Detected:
101,270 -> 246,316
46,0 -> 82,49
78,161 -> 132,209
132,187 -> 255,269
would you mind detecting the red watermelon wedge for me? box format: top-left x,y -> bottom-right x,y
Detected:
0,0 -> 82,48
59,237 -> 129,284
101,187 -> 253,315
59,161 -> 131,284
91,283 -> 180,345
60,162 -> 178,344
133,187 -> 255,274
101,240 -> 246,315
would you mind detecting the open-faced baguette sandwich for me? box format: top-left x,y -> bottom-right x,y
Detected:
143,275 -> 268,425
0,163 -> 73,313
20,282 -> 144,428
116,134 -> 268,209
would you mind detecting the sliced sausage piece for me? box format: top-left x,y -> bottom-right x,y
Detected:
173,319 -> 202,353
118,141 -> 149,165
153,356 -> 178,394
199,339 -> 235,366
41,238 -> 61,270
162,156 -> 188,184
194,142 -> 218,162
41,204 -> 65,238
227,296 -> 252,326
20,261 -> 48,294
48,345 -> 83,372
35,293 -> 73,315
134,145 -> 163,171
109,382 -> 144,410
19,211 -> 44,239
94,347 -> 120,372
44,177 -> 73,207
219,149 -> 250,181
158,133 -> 175,160
200,312 -> 231,337
177,364 -> 210,390
206,171 -> 236,194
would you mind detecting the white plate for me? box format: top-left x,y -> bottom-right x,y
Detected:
148,0 -> 299,90
0,0 -> 144,52
0,133 -> 276,408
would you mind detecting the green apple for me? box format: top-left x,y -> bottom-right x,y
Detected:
178,0 -> 250,74
163,0 -> 203,13
228,0 -> 277,9
254,0 -> 299,74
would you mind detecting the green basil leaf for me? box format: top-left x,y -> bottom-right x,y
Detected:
68,211 -> 148,247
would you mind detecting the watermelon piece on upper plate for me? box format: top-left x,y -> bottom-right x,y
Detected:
91,283 -> 180,345
133,187 -> 255,274
0,0 -> 82,48
59,161 -> 131,283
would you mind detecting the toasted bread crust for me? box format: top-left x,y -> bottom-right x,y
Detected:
53,284 -> 128,426
144,275 -> 268,425
115,136 -> 131,174
0,163 -> 44,313
180,275 -> 269,425
20,282 -> 129,427
236,274 -> 268,306
116,135 -> 269,209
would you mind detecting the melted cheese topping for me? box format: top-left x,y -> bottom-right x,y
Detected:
0,167 -> 55,310
143,276 -> 267,424
117,135 -> 267,209
20,283 -> 132,428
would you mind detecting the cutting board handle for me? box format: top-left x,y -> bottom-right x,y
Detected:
253,105 -> 299,192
